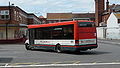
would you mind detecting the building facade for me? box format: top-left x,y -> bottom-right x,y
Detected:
95,0 -> 105,26
47,13 -> 73,23
39,15 -> 47,24
106,12 -> 120,39
72,13 -> 95,21
47,13 -> 95,23
95,0 -> 120,26
0,6 -> 42,43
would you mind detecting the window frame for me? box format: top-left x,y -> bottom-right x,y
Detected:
0,10 -> 10,20
0,15 -> 10,20
33,24 -> 74,40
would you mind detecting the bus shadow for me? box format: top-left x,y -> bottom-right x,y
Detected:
33,49 -> 111,55
0,57 -> 13,63
61,50 -> 111,55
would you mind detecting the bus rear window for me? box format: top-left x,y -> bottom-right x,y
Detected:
78,22 -> 95,27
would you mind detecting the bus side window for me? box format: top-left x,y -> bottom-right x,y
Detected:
63,26 -> 74,39
52,29 -> 63,39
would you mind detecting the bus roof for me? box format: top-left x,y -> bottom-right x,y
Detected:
28,20 -> 93,29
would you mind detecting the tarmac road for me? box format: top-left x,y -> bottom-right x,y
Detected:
0,39 -> 120,68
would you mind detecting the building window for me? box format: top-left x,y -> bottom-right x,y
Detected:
0,10 -> 10,20
16,12 -> 19,21
0,32 -> 3,39
0,10 -> 9,15
48,21 -> 51,23
1,15 -> 9,20
118,19 -> 120,23
54,21 -> 56,23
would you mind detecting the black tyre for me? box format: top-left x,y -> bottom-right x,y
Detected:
55,44 -> 61,53
25,43 -> 31,50
74,49 -> 80,53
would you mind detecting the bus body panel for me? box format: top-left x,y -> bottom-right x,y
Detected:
34,40 -> 75,46
78,27 -> 96,39
33,45 -> 76,51
27,21 -> 98,52
33,40 -> 76,51
76,27 -> 97,50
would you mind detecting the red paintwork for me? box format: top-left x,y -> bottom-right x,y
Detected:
78,27 -> 96,39
33,45 -> 55,47
28,20 -> 95,40
28,20 -> 93,29
78,27 -> 96,33
28,21 -> 75,29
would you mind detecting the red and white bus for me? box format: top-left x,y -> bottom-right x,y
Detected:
25,20 -> 98,52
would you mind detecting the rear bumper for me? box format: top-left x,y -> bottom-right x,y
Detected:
61,44 -> 98,51
75,44 -> 98,51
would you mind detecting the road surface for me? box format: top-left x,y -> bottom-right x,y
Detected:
0,39 -> 120,68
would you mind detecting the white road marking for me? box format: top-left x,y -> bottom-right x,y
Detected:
5,64 -> 8,67
0,62 -> 120,68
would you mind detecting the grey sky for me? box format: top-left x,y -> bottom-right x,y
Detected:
0,0 -> 119,17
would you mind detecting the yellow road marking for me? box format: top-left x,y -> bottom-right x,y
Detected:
53,62 -> 62,64
92,62 -> 97,64
9,63 -> 36,66
32,63 -> 41,65
73,61 -> 81,64
15,63 -> 34,64
63,61 -> 78,63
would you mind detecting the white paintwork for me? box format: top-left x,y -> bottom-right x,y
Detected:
34,40 -> 75,45
97,27 -> 105,39
106,12 -> 120,39
79,39 -> 96,45
34,39 -> 96,46
25,39 -> 29,44
106,27 -> 120,39
97,27 -> 120,39
107,13 -> 119,27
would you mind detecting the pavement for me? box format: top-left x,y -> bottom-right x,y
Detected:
98,39 -> 120,45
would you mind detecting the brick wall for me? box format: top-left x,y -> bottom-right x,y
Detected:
95,0 -> 105,26
0,6 -> 41,41
47,13 -> 73,20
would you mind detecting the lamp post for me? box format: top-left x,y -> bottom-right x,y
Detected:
6,1 -> 11,40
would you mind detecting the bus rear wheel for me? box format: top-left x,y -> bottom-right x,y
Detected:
55,44 -> 61,53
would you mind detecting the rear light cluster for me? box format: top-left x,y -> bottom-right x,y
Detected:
94,33 -> 97,36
